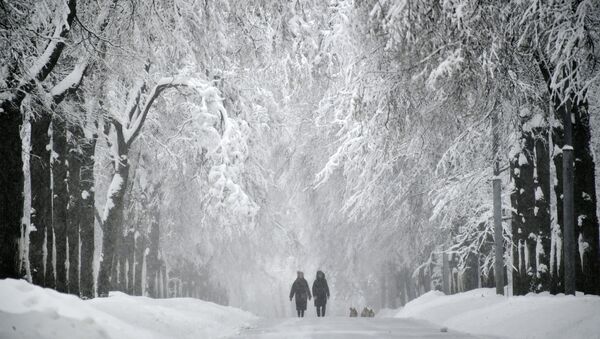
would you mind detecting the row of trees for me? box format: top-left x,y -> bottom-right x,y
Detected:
1,1 -> 337,316
3,0 -> 598,316
310,0 -> 600,304
0,0 -> 267,301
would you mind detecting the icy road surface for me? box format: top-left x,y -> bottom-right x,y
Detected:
230,317 -> 488,339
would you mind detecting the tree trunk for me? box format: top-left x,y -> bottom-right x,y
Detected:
134,231 -> 146,296
562,99 -> 576,296
550,111 -> 565,294
147,207 -> 161,298
442,252 -> 450,294
118,237 -> 128,292
492,108 -> 505,295
66,124 -> 84,295
125,229 -> 135,295
29,111 -> 52,286
162,263 -> 168,298
0,0 -> 76,280
380,265 -> 387,309
510,121 -> 535,295
404,268 -> 416,301
0,102 -> 24,279
462,252 -> 479,292
79,132 -> 97,298
533,126 -> 552,292
52,116 -> 69,293
97,150 -> 129,297
572,100 -> 600,295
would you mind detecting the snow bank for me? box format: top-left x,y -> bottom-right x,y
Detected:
0,279 -> 256,339
394,288 -> 600,339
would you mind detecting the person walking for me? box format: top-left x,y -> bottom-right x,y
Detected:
312,270 -> 330,317
289,271 -> 311,317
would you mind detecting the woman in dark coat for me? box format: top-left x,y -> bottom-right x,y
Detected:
312,270 -> 330,317
289,271 -> 311,317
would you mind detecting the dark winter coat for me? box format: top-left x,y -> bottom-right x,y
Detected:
289,278 -> 311,311
312,271 -> 330,307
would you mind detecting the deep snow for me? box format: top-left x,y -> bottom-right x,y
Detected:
0,279 -> 256,339
3,279 -> 599,339
394,288 -> 600,339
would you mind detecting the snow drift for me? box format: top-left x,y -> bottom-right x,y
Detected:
394,288 -> 600,339
0,279 -> 256,339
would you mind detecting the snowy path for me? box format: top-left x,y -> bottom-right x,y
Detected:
230,317 -> 488,339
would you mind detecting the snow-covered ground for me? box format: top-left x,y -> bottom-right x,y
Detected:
394,288 -> 600,339
0,279 -> 256,339
3,279 -> 599,339
231,317 -> 480,338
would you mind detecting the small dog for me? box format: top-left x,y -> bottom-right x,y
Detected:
349,307 -> 358,317
360,307 -> 375,317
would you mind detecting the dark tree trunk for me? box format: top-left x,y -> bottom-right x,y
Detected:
0,102 -> 24,279
162,263 -> 168,298
0,0 -> 76,280
535,55 -> 565,295
125,229 -> 135,295
533,126 -> 552,292
404,268 -> 416,301
97,132 -> 129,297
66,124 -> 84,295
492,108 -> 504,295
462,252 -> 480,292
551,113 -> 565,294
114,227 -> 131,293
147,207 -> 161,298
79,132 -> 97,298
562,98 -> 576,296
398,270 -> 406,305
572,100 -> 600,295
442,252 -> 450,294
113,246 -> 122,291
379,267 -> 387,309
96,68 -> 188,296
45,217 -> 56,288
134,231 -> 146,296
419,264 -> 432,294
29,111 -> 52,286
534,55 -> 599,295
52,116 -> 69,293
511,123 -> 535,295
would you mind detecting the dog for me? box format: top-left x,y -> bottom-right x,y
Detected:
360,307 -> 375,317
349,307 -> 358,317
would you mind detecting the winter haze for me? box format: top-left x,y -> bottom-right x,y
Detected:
1,0 -> 600,338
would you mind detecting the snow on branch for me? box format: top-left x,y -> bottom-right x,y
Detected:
23,0 -> 77,85
123,79 -> 145,127
50,0 -> 117,103
124,76 -> 215,146
49,61 -> 88,101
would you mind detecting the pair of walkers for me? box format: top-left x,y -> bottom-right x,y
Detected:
289,270 -> 330,317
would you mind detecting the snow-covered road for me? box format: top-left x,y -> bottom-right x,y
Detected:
230,317 -> 485,338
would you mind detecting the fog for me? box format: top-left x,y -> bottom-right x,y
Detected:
2,0 -> 600,328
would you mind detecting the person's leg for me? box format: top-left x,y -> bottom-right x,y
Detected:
316,306 -> 321,317
322,305 -> 326,317
301,310 -> 304,317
